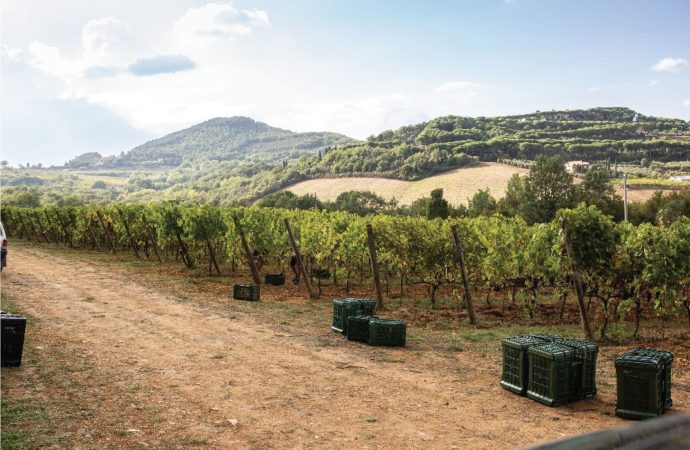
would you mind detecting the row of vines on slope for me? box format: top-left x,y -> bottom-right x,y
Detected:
1,204 -> 689,338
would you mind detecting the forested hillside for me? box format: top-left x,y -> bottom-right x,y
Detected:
65,117 -> 356,169
300,107 -> 690,181
3,107 -> 689,206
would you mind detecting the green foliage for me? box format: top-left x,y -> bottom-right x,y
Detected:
328,190 -> 395,216
427,188 -> 450,219
467,189 -> 497,218
520,156 -> 576,224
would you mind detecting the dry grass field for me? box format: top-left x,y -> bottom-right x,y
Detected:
285,163 -> 670,206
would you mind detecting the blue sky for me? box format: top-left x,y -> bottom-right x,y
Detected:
1,0 -> 689,166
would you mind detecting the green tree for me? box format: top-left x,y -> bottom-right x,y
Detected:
520,156 -> 575,223
497,174 -> 524,217
426,188 -> 449,219
576,166 -> 623,220
330,190 -> 393,216
467,189 -> 497,217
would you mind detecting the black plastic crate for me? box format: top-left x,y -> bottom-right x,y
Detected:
615,349 -> 673,420
313,268 -> 331,279
368,318 -> 406,347
527,343 -> 577,406
331,298 -> 376,334
233,284 -> 260,301
1,312 -> 27,367
346,316 -> 372,343
559,338 -> 598,399
264,273 -> 285,286
500,335 -> 548,395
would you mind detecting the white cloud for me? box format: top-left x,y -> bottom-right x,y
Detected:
1,44 -> 23,61
433,80 -> 486,94
650,57 -> 688,73
174,2 -> 269,43
27,41 -> 79,79
81,16 -> 135,67
683,100 -> 690,108
648,80 -> 659,87
586,82 -> 630,93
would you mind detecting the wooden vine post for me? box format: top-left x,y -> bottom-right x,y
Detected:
146,225 -> 163,263
366,224 -> 384,309
32,211 -> 52,243
235,218 -> 261,286
451,224 -> 477,325
117,208 -> 140,258
205,238 -> 221,275
24,213 -> 42,242
175,231 -> 194,268
86,219 -> 101,250
96,211 -> 117,254
561,225 -> 594,341
17,212 -> 33,241
43,211 -> 60,244
284,218 -> 317,300
54,210 -> 73,247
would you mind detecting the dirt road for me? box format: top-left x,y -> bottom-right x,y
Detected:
0,246 -> 668,449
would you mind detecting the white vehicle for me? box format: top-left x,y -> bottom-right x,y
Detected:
0,221 -> 7,271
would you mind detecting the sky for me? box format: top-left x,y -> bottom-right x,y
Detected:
1,0 -> 689,166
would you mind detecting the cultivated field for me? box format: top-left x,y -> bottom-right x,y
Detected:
2,242 -> 689,449
285,162 -> 672,205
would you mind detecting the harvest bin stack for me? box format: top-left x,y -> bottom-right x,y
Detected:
500,334 -> 598,407
331,298 -> 376,334
331,299 -> 406,347
615,348 -> 673,420
1,312 -> 27,367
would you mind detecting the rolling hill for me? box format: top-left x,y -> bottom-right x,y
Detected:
65,116 -> 356,169
285,162 -> 668,205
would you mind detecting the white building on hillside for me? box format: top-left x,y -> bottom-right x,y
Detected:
670,174 -> 690,182
565,160 -> 590,173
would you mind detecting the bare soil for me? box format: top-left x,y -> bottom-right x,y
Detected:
2,244 -> 689,449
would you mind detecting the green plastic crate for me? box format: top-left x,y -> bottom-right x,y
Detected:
233,284 -> 260,301
500,335 -> 548,395
559,338 -> 598,399
615,349 -> 673,420
331,298 -> 376,334
527,343 -> 577,406
531,334 -> 564,343
368,318 -> 406,347
346,316 -> 372,343
264,273 -> 285,286
625,348 -> 673,410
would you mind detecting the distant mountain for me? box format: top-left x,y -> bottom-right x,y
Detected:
65,117 -> 356,169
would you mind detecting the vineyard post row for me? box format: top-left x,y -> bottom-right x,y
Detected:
1,204 -> 689,338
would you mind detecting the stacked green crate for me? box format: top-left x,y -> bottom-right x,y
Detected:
368,318 -> 406,347
527,343 -> 577,406
346,316 -> 372,342
530,334 -> 564,343
560,338 -> 598,399
233,284 -> 260,301
615,349 -> 673,420
331,298 -> 376,334
500,335 -> 548,395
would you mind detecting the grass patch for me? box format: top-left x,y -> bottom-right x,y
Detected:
181,437 -> 210,446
